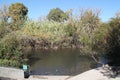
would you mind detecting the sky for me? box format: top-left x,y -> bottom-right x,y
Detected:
0,0 -> 120,22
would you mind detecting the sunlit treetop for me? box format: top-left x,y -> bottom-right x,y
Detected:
8,2 -> 28,22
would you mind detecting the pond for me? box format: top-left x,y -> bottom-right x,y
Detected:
26,49 -> 103,75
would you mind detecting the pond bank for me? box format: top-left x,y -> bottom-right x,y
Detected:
68,66 -> 120,80
0,67 -> 70,80
0,66 -> 120,80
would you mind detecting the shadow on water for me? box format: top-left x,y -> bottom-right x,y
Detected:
25,49 -> 104,76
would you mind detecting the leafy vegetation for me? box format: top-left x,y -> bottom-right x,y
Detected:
47,8 -> 68,22
8,3 -> 28,30
0,32 -> 24,67
106,14 -> 120,66
8,2 -> 28,22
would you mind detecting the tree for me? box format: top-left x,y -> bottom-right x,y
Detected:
79,9 -> 105,64
8,2 -> 28,22
47,8 -> 68,22
106,14 -> 120,66
80,9 -> 101,53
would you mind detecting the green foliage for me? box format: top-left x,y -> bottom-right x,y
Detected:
94,23 -> 109,52
0,59 -> 19,67
21,20 -> 67,48
8,2 -> 28,22
0,32 -> 25,67
0,22 -> 11,39
106,16 -> 120,66
78,9 -> 102,55
47,8 -> 68,22
8,2 -> 28,31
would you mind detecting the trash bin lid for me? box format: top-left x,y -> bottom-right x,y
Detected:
23,65 -> 28,70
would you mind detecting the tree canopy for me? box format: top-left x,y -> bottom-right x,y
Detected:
47,8 -> 68,22
8,2 -> 28,22
106,15 -> 120,66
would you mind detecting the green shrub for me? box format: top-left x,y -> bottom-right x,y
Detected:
0,59 -> 20,67
0,32 -> 25,67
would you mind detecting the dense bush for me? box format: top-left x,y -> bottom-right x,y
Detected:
0,32 -> 25,67
106,16 -> 120,66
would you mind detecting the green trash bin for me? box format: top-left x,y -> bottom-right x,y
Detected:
23,65 -> 30,78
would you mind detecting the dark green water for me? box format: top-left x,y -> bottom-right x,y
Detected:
27,49 -> 100,75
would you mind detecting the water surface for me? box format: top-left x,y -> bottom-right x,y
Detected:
27,49 -> 99,75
